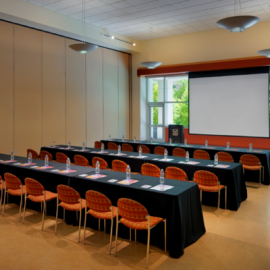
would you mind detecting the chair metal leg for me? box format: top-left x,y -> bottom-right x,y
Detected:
41,202 -> 45,231
225,187 -> 227,210
78,201 -> 82,243
114,212 -> 119,257
109,217 -> 113,255
104,219 -> 106,233
130,228 -> 132,241
18,186 -> 23,222
146,226 -> 150,269
2,189 -> 6,216
23,193 -> 27,224
83,206 -> 87,245
164,219 -> 167,253
55,195 -> 59,235
135,229 -> 137,244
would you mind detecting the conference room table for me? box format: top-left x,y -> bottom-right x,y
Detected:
41,145 -> 247,211
101,139 -> 270,185
0,153 -> 205,259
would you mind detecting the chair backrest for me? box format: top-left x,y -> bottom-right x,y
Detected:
108,142 -> 118,150
122,143 -> 133,152
4,173 -> 22,190
193,150 -> 210,160
56,152 -> 69,163
85,190 -> 112,212
137,145 -> 150,154
94,141 -> 102,149
112,159 -> 128,172
165,167 -> 187,181
154,146 -> 166,155
40,150 -> 53,161
194,170 -> 218,186
141,163 -> 160,177
216,152 -> 233,162
27,149 -> 39,159
172,148 -> 186,157
57,185 -> 80,204
25,178 -> 44,196
118,198 -> 148,222
92,157 -> 108,170
240,154 -> 260,166
74,155 -> 89,167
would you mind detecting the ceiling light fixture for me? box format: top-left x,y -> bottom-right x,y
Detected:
111,35 -> 115,39
100,33 -> 136,46
141,27 -> 162,69
69,0 -> 98,54
258,22 -> 270,57
216,0 -> 259,32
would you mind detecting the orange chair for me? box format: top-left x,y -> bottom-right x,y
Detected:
108,142 -> 118,150
172,148 -> 186,157
112,160 -> 139,174
94,141 -> 102,149
193,170 -> 227,217
83,190 -> 117,254
115,198 -> 166,268
141,163 -> 160,177
165,167 -> 187,181
23,178 -> 57,230
216,152 -> 234,162
74,155 -> 89,167
2,173 -> 26,221
154,146 -> 166,155
27,149 -> 39,159
92,157 -> 109,170
193,150 -> 210,160
137,145 -> 150,154
122,143 -> 133,152
40,150 -> 53,161
55,185 -> 85,243
0,176 -> 5,210
240,154 -> 264,188
56,152 -> 69,163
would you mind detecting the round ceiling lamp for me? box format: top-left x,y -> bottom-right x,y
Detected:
216,0 -> 259,32
141,27 -> 162,69
69,0 -> 98,54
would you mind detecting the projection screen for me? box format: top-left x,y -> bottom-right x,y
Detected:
189,69 -> 269,138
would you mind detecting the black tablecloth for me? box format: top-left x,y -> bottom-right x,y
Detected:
0,154 -> 205,259
101,139 -> 270,185
41,146 -> 247,211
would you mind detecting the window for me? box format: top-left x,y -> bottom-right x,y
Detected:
147,75 -> 189,141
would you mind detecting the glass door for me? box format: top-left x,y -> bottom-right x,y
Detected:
148,103 -> 164,141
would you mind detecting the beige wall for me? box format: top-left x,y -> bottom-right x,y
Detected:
131,21 -> 270,139
0,21 -> 131,156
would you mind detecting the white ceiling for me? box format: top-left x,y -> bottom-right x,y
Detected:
21,0 -> 270,40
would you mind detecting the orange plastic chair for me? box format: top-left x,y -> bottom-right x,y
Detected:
154,146 -> 166,155
56,152 -> 69,163
137,145 -> 150,154
74,155 -> 89,167
165,167 -> 187,181
92,157 -> 109,170
94,141 -> 102,149
55,185 -> 85,243
0,176 -> 5,210
2,173 -> 26,221
141,163 -> 160,177
108,142 -> 118,150
240,154 -> 264,188
23,178 -> 57,230
122,144 -> 134,152
115,198 -> 166,268
83,190 -> 117,254
172,148 -> 186,157
193,150 -> 210,160
27,149 -> 39,159
40,150 -> 53,161
193,170 -> 227,217
216,152 -> 234,162
112,160 -> 139,174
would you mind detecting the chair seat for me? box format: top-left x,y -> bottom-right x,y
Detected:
198,184 -> 225,192
28,191 -> 57,203
0,181 -> 6,189
120,216 -> 163,230
7,186 -> 26,196
60,199 -> 86,211
243,164 -> 262,170
88,206 -> 117,220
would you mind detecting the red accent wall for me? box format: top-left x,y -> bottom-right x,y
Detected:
165,127 -> 270,150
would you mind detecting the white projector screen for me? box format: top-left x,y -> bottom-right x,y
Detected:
189,73 -> 269,137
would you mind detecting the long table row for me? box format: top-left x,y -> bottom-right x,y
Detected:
41,145 -> 247,211
0,153 -> 205,259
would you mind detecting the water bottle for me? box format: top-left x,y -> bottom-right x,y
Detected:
66,158 -> 70,171
28,152 -> 32,164
205,140 -> 208,147
150,137 -> 153,144
118,145 -> 121,155
186,151 -> 189,162
53,140 -> 55,148
11,150 -> 14,161
109,134 -> 111,141
184,139 -> 187,146
214,154 -> 218,165
101,143 -> 104,153
164,149 -> 168,161
227,141 -> 230,150
139,146 -> 142,157
68,140 -> 71,149
95,161 -> 100,174
45,155 -> 49,167
249,143 -> 252,152
169,138 -> 172,145
122,135 -> 124,141
160,169 -> 165,189
134,136 -> 136,142
126,165 -> 131,181
82,142 -> 85,151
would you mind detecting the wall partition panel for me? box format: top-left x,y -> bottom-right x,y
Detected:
42,32 -> 66,147
14,25 -> 42,157
0,21 -> 14,154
